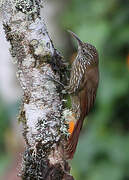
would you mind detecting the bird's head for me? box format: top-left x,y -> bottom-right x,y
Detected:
68,30 -> 98,64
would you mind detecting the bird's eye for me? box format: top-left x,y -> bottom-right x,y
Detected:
82,49 -> 85,53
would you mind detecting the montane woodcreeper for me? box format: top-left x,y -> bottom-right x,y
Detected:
65,30 -> 99,159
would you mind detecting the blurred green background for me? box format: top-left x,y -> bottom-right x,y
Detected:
0,0 -> 129,179
62,0 -> 129,180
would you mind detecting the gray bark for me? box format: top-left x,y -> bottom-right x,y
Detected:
0,0 -> 74,179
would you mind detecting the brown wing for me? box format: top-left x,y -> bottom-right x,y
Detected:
79,65 -> 99,119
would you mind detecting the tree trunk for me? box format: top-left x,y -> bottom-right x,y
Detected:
0,0 -> 74,179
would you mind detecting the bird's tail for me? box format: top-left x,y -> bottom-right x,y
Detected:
64,115 -> 85,159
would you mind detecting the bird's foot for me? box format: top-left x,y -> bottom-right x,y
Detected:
45,74 -> 67,95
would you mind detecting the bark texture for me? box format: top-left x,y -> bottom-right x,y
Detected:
0,0 -> 74,179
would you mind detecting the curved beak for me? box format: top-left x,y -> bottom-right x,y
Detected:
67,30 -> 83,47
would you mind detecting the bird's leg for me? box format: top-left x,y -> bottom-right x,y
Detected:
45,74 -> 67,94
70,95 -> 81,120
45,74 -> 65,87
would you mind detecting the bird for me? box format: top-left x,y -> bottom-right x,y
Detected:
65,30 -> 99,159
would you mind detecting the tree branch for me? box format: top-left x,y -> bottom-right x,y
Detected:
0,0 -> 73,179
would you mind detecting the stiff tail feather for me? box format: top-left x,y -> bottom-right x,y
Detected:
65,116 -> 84,159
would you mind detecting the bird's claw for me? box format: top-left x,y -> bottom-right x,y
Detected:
45,74 -> 65,88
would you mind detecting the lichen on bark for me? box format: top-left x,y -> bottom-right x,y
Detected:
1,0 -> 74,179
